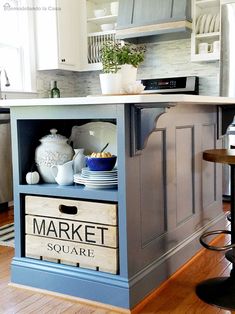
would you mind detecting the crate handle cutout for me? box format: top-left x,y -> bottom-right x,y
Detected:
59,205 -> 78,215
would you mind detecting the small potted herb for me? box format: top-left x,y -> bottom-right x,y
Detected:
117,42 -> 146,90
117,42 -> 145,67
99,41 -> 122,94
99,41 -> 146,94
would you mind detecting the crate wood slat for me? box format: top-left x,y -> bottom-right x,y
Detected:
25,196 -> 117,225
26,254 -> 41,260
78,263 -> 97,270
25,215 -> 118,248
60,259 -> 78,266
25,235 -> 118,274
42,257 -> 59,263
25,195 -> 119,274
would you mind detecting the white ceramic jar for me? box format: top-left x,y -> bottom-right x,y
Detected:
35,129 -> 74,183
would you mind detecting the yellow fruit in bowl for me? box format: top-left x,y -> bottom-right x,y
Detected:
90,152 -> 112,158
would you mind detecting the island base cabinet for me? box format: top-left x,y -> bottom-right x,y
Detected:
25,195 -> 119,274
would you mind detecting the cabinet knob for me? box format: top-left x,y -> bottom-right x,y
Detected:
61,58 -> 66,62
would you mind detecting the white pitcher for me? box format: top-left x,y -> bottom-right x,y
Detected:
51,160 -> 74,185
73,148 -> 85,174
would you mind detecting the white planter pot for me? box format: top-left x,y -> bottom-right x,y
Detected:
99,73 -> 122,95
118,64 -> 137,89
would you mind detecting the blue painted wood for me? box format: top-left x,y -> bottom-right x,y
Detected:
117,0 -> 192,37
132,0 -> 173,25
116,0 -> 134,28
172,0 -> 192,21
16,184 -> 118,202
11,257 -> 131,309
116,105 -> 129,278
130,105 -> 167,155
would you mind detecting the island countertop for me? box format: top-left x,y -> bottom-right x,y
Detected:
3,94 -> 235,107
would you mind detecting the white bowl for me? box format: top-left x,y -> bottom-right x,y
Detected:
110,2 -> 119,15
94,9 -> 106,18
100,23 -> 114,31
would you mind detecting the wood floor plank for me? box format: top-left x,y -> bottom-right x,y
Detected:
0,206 -> 14,227
7,293 -> 45,313
16,295 -> 60,314
138,233 -> 234,313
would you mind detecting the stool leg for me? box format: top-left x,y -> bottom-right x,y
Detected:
196,164 -> 235,310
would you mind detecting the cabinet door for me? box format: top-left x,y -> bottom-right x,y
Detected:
172,0 -> 191,20
132,0 -> 173,25
35,0 -> 59,70
117,0 -> 134,28
56,0 -> 79,66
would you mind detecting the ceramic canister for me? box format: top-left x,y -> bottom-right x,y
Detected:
35,129 -> 74,183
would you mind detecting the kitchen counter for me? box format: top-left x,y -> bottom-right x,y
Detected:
9,95 -> 235,311
3,93 -> 235,106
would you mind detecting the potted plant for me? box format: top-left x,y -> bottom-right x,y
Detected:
117,42 -> 146,89
99,41 -> 122,95
100,41 -> 146,94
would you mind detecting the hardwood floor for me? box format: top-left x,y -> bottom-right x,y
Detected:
0,206 -> 14,227
0,205 -> 234,313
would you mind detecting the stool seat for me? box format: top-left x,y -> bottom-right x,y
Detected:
203,149 -> 235,165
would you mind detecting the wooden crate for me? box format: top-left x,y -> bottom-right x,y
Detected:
25,195 -> 118,274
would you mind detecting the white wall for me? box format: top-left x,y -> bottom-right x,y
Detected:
36,38 -> 220,97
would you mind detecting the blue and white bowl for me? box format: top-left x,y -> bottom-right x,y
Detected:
86,155 -> 117,171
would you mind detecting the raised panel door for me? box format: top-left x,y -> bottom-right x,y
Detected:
132,0 -> 173,25
172,0 -> 191,20
57,0 -> 80,67
116,0 -> 134,28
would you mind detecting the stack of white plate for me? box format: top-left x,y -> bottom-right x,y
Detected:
195,13 -> 220,34
74,168 -> 118,189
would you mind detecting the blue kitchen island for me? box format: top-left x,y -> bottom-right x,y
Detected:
6,94 -> 235,311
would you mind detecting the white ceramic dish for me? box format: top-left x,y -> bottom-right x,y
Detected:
196,14 -> 203,34
82,167 -> 117,174
209,14 -> 216,33
214,14 -> 220,32
199,14 -> 207,34
100,23 -> 114,31
77,180 -> 118,185
85,183 -> 117,189
204,14 -> 212,34
74,178 -> 118,184
80,176 -> 118,181
110,1 -> 119,15
74,173 -> 118,189
78,174 -> 117,180
94,9 -> 106,18
68,122 -> 117,156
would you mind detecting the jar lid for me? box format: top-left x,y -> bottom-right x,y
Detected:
39,129 -> 68,143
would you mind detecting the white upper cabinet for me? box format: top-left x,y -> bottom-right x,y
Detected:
35,0 -> 119,72
191,0 -> 220,62
80,0 -> 120,71
35,0 -> 83,71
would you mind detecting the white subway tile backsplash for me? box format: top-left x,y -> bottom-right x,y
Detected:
36,38 -> 219,97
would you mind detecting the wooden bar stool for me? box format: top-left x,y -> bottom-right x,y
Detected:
196,149 -> 235,310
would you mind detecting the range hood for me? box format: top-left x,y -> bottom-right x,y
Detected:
116,0 -> 192,40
